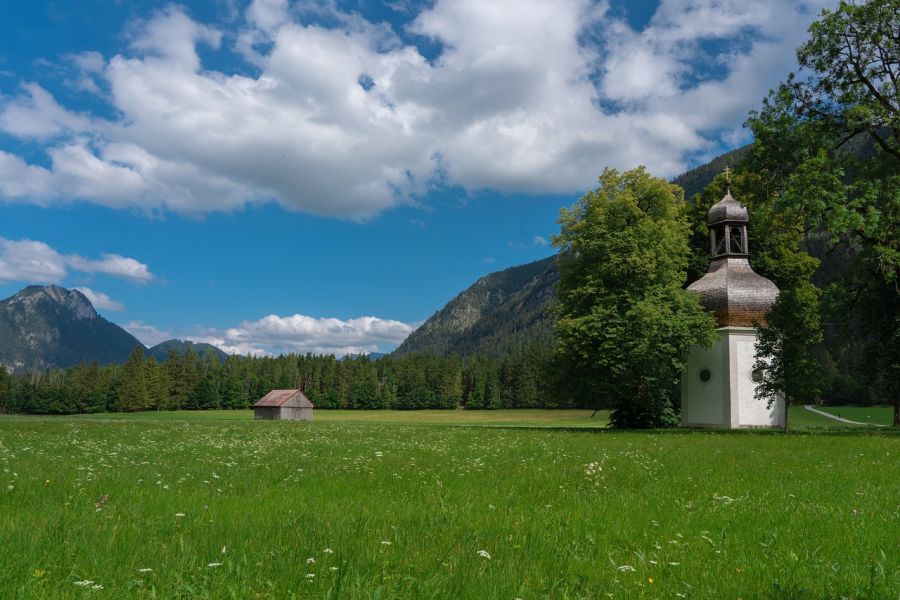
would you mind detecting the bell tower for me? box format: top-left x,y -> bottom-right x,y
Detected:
681,180 -> 783,428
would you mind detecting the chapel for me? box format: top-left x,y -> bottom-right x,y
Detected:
681,184 -> 783,428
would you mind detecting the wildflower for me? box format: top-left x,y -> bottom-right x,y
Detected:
668,562 -> 680,566
138,568 -> 153,573
221,546 -> 227,554
648,577 -> 654,584
329,567 -> 338,571
92,584 -> 104,590
207,562 -> 222,568
307,557 -> 316,564
74,580 -> 94,586
306,573 -> 315,578
323,548 -> 334,554
175,513 -> 185,517
617,565 -> 635,572
32,569 -> 44,578
477,550 -> 491,559
380,541 -> 391,545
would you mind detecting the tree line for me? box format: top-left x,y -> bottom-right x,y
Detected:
0,344 -> 574,415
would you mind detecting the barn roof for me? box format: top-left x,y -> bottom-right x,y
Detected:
252,389 -> 314,408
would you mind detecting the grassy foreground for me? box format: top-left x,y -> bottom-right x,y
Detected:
0,414 -> 897,598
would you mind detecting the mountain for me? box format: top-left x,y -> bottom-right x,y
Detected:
393,256 -> 558,356
0,285 -> 143,372
672,145 -> 750,200
147,339 -> 229,362
394,152 -> 750,358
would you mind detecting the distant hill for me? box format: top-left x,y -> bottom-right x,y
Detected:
393,256 -> 558,356
147,339 -> 229,362
0,285 -> 143,372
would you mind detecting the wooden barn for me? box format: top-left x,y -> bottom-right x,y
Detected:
252,389 -> 314,421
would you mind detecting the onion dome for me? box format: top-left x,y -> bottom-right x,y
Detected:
707,191 -> 749,225
687,189 -> 778,327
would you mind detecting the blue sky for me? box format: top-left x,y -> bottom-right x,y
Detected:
0,0 -> 831,355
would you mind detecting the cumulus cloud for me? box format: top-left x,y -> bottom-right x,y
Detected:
0,0 -> 833,217
0,239 -> 68,284
0,237 -> 155,285
66,254 -> 155,284
73,287 -> 125,311
185,313 -> 418,356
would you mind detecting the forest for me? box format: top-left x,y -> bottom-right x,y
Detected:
0,344 -> 568,415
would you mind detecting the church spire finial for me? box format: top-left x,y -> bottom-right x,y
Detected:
723,165 -> 732,194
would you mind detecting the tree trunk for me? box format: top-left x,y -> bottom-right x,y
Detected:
784,396 -> 789,433
894,396 -> 899,428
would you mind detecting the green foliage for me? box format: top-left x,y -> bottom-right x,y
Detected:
554,167 -> 717,428
746,0 -> 899,425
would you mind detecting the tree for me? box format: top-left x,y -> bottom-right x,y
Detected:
747,0 -> 899,425
554,167 -> 717,428
117,347 -> 149,412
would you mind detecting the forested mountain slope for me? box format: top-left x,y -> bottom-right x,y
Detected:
393,256 -> 558,356
147,339 -> 228,362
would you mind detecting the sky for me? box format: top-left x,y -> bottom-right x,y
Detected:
0,0 -> 834,356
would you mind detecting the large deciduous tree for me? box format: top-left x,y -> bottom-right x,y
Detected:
747,0 -> 899,425
553,167 -> 716,428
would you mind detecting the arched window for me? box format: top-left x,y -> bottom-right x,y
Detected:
712,226 -> 727,256
729,226 -> 744,254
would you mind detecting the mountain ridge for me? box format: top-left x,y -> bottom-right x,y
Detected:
0,285 -> 144,372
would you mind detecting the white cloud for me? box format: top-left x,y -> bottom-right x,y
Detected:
0,237 -> 155,285
73,287 -> 125,311
0,239 -> 67,284
532,235 -> 549,247
122,320 -> 171,347
0,1 -> 834,217
0,83 -> 92,140
192,313 -> 417,356
66,253 -> 155,284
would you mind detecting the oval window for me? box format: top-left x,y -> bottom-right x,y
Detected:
699,369 -> 711,383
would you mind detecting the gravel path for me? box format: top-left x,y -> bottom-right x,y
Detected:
803,405 -> 884,426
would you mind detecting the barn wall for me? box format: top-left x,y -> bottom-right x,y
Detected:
254,407 -> 279,420
280,406 -> 313,421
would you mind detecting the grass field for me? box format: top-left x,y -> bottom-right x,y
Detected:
0,412 -> 897,598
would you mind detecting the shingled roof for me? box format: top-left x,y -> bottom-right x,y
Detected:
252,389 -> 314,408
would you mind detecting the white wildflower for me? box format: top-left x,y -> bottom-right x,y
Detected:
73,580 -> 94,586
207,562 -> 222,568
307,557 -> 316,564
175,513 -> 185,517
221,546 -> 227,554
329,566 -> 338,571
617,565 -> 635,572
138,568 -> 153,573
380,541 -> 391,545
477,550 -> 491,559
323,548 -> 334,554
92,584 -> 103,590
306,573 -> 315,578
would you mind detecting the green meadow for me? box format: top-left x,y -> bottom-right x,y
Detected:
0,411 -> 897,598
